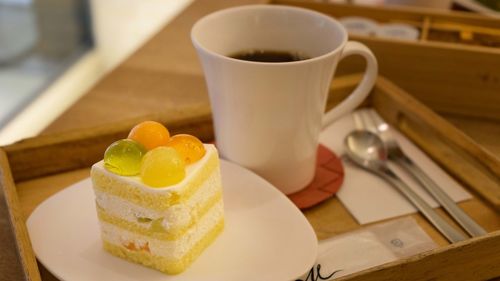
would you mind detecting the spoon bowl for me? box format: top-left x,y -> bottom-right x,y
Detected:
344,130 -> 388,171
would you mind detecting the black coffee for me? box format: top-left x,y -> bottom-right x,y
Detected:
230,50 -> 309,63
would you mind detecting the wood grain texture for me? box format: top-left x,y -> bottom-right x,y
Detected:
402,119 -> 500,209
17,169 -> 90,221
0,157 -> 28,281
0,150 -> 40,281
444,114 -> 500,156
43,71 -> 210,135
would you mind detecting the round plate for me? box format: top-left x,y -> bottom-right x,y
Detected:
27,160 -> 317,281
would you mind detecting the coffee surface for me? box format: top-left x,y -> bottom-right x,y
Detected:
230,50 -> 309,62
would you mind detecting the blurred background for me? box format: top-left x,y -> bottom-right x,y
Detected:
0,0 -> 498,146
0,0 -> 192,145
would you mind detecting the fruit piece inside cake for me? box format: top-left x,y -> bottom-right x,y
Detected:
90,121 -> 224,274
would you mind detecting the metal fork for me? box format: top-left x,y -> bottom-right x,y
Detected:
353,108 -> 486,237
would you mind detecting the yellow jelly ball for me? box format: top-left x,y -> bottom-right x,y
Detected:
166,134 -> 206,164
140,147 -> 185,187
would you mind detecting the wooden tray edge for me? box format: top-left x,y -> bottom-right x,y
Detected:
0,149 -> 41,281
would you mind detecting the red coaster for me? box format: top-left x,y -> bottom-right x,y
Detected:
287,145 -> 344,210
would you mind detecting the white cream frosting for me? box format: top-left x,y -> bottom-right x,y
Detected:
100,200 -> 224,260
94,167 -> 221,230
91,144 -> 217,194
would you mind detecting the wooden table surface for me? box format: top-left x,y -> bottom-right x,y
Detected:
5,0 -> 500,280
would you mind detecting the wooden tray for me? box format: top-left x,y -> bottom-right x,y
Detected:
1,75 -> 499,281
273,0 -> 500,121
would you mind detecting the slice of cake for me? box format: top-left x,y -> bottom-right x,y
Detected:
90,121 -> 224,274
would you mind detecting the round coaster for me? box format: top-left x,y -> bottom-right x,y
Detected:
287,145 -> 345,210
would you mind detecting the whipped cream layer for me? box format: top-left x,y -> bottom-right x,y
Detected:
94,167 -> 221,231
100,200 -> 224,260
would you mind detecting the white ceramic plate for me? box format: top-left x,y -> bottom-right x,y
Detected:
27,160 -> 317,281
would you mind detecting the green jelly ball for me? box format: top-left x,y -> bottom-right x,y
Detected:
104,139 -> 147,176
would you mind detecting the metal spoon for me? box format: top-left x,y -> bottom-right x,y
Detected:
344,130 -> 467,243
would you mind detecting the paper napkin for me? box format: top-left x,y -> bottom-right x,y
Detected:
296,217 -> 437,281
319,112 -> 472,224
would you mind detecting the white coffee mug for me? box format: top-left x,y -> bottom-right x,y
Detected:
192,5 -> 377,194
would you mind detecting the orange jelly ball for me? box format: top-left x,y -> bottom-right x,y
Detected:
166,134 -> 206,164
128,121 -> 170,150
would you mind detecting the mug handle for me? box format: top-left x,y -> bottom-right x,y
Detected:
322,41 -> 378,129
